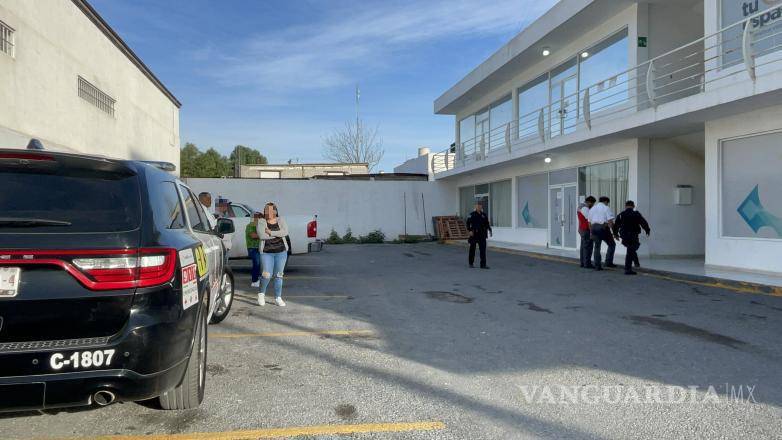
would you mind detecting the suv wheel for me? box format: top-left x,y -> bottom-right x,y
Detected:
210,270 -> 234,324
158,295 -> 207,410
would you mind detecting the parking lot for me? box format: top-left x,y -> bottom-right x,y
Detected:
1,243 -> 782,439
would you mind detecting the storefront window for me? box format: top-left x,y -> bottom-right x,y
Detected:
578,159 -> 628,214
459,186 -> 475,218
517,173 -> 548,228
490,180 -> 512,227
721,131 -> 782,239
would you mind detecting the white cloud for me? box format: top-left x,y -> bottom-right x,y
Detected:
199,0 -> 556,93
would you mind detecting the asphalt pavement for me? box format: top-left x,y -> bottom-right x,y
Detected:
1,242 -> 781,439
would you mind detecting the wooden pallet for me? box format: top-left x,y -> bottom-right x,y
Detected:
434,216 -> 470,240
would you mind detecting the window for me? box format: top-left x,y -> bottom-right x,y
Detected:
231,203 -> 251,218
459,115 -> 475,151
721,131 -> 782,239
325,171 -> 346,176
78,76 -> 116,116
0,20 -> 13,57
259,171 -> 281,179
458,181 -> 511,227
579,29 -> 629,116
148,182 -> 185,229
489,180 -> 512,227
518,74 -> 549,139
489,95 -> 512,150
517,173 -> 548,229
578,159 -> 628,214
721,0 -> 782,67
181,186 -> 208,232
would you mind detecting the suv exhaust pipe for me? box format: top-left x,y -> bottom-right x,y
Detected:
93,390 -> 116,406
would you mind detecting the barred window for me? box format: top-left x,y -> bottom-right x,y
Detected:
0,20 -> 14,58
78,76 -> 115,116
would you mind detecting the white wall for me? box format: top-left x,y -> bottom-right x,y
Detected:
393,153 -> 433,178
183,178 -> 457,239
0,1 -> 180,168
646,137 -> 705,256
705,104 -> 782,274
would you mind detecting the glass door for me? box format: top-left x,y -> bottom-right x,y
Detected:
550,75 -> 578,138
549,186 -> 563,247
549,183 -> 578,249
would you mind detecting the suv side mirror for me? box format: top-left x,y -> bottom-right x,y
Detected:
216,218 -> 234,236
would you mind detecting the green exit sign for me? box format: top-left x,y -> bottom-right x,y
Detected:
638,37 -> 648,48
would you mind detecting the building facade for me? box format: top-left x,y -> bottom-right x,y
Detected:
239,163 -> 369,179
0,0 -> 181,169
433,0 -> 782,275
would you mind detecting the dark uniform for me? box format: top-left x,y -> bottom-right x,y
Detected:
613,208 -> 651,273
466,210 -> 492,268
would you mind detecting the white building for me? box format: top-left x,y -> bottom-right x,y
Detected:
432,0 -> 782,275
0,0 -> 181,169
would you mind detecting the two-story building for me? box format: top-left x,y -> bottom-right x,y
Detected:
433,0 -> 782,275
0,0 -> 181,169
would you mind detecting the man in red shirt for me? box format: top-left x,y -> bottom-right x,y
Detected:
578,196 -> 596,268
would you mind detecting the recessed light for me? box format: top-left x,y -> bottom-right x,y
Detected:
544,155 -> 552,164
581,51 -> 589,58
542,47 -> 551,57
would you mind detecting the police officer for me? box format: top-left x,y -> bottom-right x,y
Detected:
466,202 -> 492,269
613,200 -> 651,275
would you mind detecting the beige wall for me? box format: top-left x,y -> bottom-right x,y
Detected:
240,164 -> 369,179
0,0 -> 180,170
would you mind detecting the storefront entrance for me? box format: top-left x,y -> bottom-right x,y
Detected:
549,183 -> 578,249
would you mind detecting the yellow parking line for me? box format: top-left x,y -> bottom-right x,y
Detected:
211,329 -> 373,339
66,421 -> 446,440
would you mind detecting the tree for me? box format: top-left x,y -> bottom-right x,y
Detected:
180,143 -> 201,177
322,119 -> 384,171
229,145 -> 268,176
193,148 -> 231,178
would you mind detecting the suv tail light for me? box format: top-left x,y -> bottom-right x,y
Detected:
0,248 -> 177,290
307,220 -> 317,238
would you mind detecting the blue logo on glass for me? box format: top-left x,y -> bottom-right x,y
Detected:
522,202 -> 531,225
737,185 -> 782,237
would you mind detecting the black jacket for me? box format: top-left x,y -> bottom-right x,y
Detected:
466,210 -> 492,240
613,208 -> 650,238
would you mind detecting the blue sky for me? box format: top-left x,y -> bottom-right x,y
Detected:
91,0 -> 557,171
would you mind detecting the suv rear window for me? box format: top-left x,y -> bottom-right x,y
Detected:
0,169 -> 141,233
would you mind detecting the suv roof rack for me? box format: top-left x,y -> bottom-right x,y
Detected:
141,161 -> 177,172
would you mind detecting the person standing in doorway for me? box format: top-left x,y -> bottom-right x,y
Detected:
466,202 -> 492,269
578,196 -> 596,269
246,211 -> 262,287
257,202 -> 289,307
613,200 -> 651,275
588,196 -> 616,270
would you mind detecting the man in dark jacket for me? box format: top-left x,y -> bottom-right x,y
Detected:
613,200 -> 651,275
466,203 -> 492,269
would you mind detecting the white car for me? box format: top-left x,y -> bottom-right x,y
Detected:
221,202 -> 322,259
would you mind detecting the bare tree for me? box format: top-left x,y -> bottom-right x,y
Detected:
322,119 -> 384,171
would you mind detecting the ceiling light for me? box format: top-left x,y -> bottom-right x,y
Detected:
544,155 -> 552,164
581,51 -> 589,58
542,47 -> 551,57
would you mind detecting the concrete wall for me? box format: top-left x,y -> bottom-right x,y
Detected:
705,104 -> 782,274
0,1 -> 180,168
183,178 -> 457,239
645,136 -> 706,257
240,163 -> 369,179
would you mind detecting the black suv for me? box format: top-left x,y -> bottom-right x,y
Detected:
0,145 -> 234,412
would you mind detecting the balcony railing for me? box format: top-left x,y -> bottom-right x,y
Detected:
432,4 -> 782,175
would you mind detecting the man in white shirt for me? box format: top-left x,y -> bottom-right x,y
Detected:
587,196 -> 617,270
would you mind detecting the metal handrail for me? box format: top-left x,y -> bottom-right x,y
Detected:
431,4 -> 782,174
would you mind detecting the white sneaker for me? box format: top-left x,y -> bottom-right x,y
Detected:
250,280 -> 260,288
257,293 -> 265,306
275,297 -> 286,307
